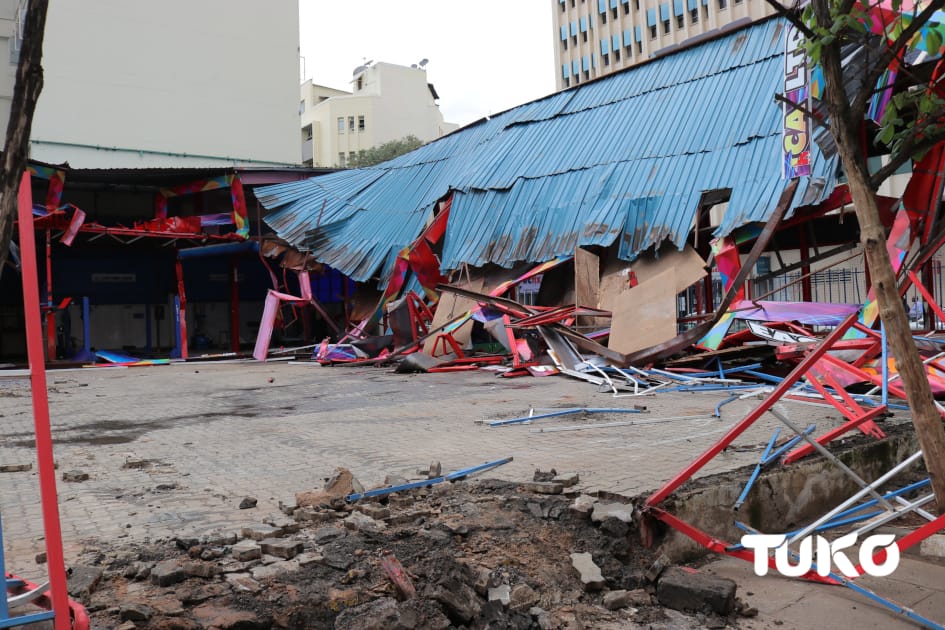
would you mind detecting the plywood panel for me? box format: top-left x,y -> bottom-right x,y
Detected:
575,247 -> 602,329
422,276 -> 485,356
608,268 -> 678,355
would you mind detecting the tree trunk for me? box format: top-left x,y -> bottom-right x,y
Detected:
814,0 -> 945,513
0,0 -> 49,271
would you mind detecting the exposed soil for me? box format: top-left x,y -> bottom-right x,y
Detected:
68,476 -> 757,629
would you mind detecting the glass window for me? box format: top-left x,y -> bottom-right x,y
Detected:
337,117 -> 344,134
348,116 -> 355,132
299,100 -> 305,114
358,115 -> 365,132
338,152 -> 346,167
663,19 -> 670,33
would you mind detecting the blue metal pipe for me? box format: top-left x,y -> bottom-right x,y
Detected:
734,429 -> 780,510
177,240 -> 259,259
346,457 -> 513,501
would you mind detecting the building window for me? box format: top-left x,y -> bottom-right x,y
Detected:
583,31 -> 588,42
337,117 -> 344,134
349,151 -> 355,163
338,152 -> 346,167
676,14 -> 684,28
612,7 -> 618,18
561,1 -> 566,10
691,8 -> 698,22
602,11 -> 607,23
583,70 -> 590,81
348,116 -> 355,132
603,53 -> 610,66
573,75 -> 579,84
624,2 -> 630,13
571,0 -> 575,6
614,48 -> 621,61
649,24 -> 657,38
718,0 -> 726,8
663,19 -> 670,33
564,76 -> 570,87
358,115 -> 365,132
356,76 -> 363,90
636,40 -> 643,53
563,38 -> 568,50
299,100 -> 305,114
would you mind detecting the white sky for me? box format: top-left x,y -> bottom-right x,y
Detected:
298,1 -> 556,128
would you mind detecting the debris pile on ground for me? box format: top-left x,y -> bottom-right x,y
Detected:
71,470 -> 760,629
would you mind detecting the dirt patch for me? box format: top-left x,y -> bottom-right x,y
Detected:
70,477 -> 757,629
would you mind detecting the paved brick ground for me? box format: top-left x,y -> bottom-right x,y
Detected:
0,361 -> 911,582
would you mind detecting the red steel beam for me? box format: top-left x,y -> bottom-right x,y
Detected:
645,312 -> 860,508
17,173 -> 72,630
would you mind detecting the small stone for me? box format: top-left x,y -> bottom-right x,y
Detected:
119,603 -> 152,622
293,507 -> 338,523
571,494 -> 596,514
231,540 -> 262,562
509,583 -> 540,612
67,566 -> 103,598
328,587 -> 360,613
296,552 -> 323,567
182,561 -> 217,579
429,461 -> 442,478
532,468 -> 557,482
226,572 -> 261,593
238,497 -> 258,509
552,473 -> 579,487
150,560 -> 185,587
603,590 -> 632,610
384,474 -> 409,486
116,622 -> 137,630
570,552 -> 605,591
34,552 -> 46,564
241,524 -> 282,540
61,470 -> 89,482
344,511 -> 386,532
488,583 -> 511,606
320,548 -> 354,570
626,588 -> 652,607
591,501 -> 634,524
260,538 -> 303,560
521,481 -> 564,494
251,560 -> 299,580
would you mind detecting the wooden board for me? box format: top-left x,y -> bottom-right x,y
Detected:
599,246 -> 706,313
608,267 -> 678,355
422,276 -> 485,356
574,247 -> 602,329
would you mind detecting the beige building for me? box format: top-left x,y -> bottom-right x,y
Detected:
552,0 -> 774,89
300,62 -> 457,168
27,0 -> 300,168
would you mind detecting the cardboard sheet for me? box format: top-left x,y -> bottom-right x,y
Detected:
599,245 -> 706,312
608,268 -> 678,355
422,276 -> 485,356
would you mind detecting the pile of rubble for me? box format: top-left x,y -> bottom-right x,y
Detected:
69,468 -> 759,629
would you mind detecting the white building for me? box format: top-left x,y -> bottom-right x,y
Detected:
552,0 -> 774,90
26,0 -> 300,168
300,61 -> 458,168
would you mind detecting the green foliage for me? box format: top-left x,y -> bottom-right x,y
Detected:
798,0 -> 945,172
347,135 -> 424,168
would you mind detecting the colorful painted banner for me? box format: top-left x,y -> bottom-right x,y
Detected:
153,174 -> 248,238
782,23 -> 812,178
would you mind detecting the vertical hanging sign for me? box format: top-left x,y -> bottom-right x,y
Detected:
783,24 -> 811,178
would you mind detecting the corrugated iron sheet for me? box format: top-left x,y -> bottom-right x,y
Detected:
259,18 -> 838,281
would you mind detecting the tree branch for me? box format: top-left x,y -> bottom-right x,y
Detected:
869,126 -> 945,189
851,1 -> 945,122
774,92 -> 829,130
763,0 -> 816,38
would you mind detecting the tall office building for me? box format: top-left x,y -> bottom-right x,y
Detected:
552,0 -> 773,89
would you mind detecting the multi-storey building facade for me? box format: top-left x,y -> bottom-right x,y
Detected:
552,0 -> 773,89
300,62 -> 457,168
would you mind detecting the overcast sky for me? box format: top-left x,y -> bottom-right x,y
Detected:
298,1 -> 556,128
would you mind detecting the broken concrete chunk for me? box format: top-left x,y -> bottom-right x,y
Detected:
532,468 -> 558,482
344,510 -> 386,532
278,496 -> 298,516
0,463 -> 31,473
149,560 -> 185,587
570,552 -> 605,591
119,603 -> 152,622
240,524 -> 282,541
571,494 -> 596,514
429,579 -> 482,624
226,573 -> 262,593
297,467 -> 363,508
357,503 -> 391,521
552,473 -> 579,487
67,565 -> 103,598
61,470 -> 89,482
590,501 -> 634,524
230,540 -> 262,562
488,583 -> 511,606
182,561 -> 217,579
429,461 -> 442,478
521,481 -> 564,495
656,566 -> 737,615
315,525 -> 347,544
259,537 -> 303,560
238,496 -> 257,509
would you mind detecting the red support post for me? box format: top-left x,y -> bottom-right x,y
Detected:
175,255 -> 188,360
799,229 -> 812,302
45,229 -> 55,360
16,173 -> 72,630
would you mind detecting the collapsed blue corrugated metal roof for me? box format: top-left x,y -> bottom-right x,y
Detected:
258,17 -> 838,282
